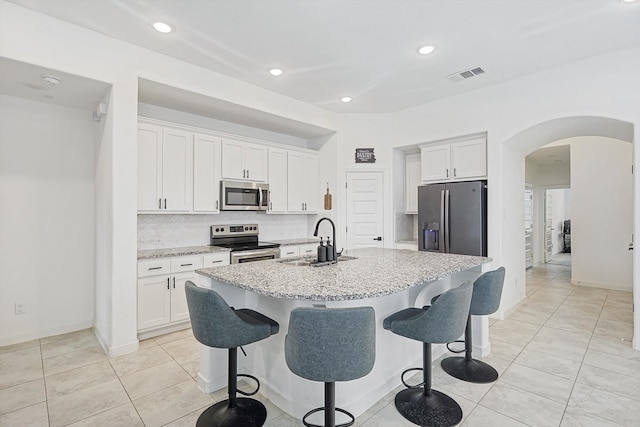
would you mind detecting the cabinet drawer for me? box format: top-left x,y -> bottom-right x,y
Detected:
280,246 -> 300,258
138,259 -> 171,278
202,252 -> 230,267
171,255 -> 203,273
298,244 -> 316,256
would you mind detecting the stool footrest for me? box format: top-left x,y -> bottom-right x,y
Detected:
237,373 -> 260,396
303,407 -> 355,427
441,356 -> 498,384
401,367 -> 425,389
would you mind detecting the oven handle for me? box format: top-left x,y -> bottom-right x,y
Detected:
231,248 -> 280,263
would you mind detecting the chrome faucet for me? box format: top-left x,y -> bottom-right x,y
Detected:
313,217 -> 337,261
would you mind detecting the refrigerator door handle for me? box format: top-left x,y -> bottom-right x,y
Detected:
440,189 -> 446,253
444,189 -> 450,253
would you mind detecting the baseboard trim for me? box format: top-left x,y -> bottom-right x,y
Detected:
0,320 -> 93,347
491,295 -> 527,321
570,279 -> 632,292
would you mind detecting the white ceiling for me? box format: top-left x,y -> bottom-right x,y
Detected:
5,0 -> 640,114
525,144 -> 570,168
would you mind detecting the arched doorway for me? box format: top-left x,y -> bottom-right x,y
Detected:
502,116 -> 637,350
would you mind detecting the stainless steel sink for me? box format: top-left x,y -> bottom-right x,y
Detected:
278,255 -> 357,266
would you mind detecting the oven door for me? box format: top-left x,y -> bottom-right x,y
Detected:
231,247 -> 280,264
221,180 -> 269,211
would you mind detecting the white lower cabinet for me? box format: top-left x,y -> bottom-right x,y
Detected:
137,253 -> 229,334
280,243 -> 317,259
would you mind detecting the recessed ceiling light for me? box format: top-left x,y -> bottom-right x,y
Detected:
622,0 -> 638,3
418,45 -> 436,55
269,68 -> 284,77
340,96 -> 352,103
152,22 -> 173,33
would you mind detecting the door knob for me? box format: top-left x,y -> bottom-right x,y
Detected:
373,236 -> 382,241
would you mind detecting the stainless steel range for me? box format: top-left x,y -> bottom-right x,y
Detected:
210,224 -> 280,264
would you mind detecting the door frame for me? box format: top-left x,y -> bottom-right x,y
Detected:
340,168 -> 390,250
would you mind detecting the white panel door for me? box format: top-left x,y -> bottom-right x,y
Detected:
244,143 -> 268,182
137,275 -> 171,329
221,138 -> 245,180
171,272 -> 195,322
451,138 -> 487,179
287,151 -> 305,212
405,153 -> 421,213
162,128 -> 192,211
346,171 -> 384,248
193,134 -> 220,212
303,154 -> 319,213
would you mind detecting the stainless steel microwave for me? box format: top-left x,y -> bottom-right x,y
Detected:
220,180 -> 269,211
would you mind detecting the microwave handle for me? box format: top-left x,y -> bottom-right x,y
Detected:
258,187 -> 264,207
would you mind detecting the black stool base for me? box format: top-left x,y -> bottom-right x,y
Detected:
441,356 -> 498,384
395,388 -> 463,427
196,398 -> 267,427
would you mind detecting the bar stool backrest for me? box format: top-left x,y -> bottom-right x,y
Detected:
470,267 -> 505,316
185,281 -> 272,348
391,281 -> 473,344
285,306 -> 376,383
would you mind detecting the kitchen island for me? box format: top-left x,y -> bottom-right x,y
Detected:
195,247 -> 491,420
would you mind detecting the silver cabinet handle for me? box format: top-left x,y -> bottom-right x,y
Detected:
158,198 -> 162,209
446,169 -> 449,178
180,263 -> 192,267
167,277 -> 170,290
209,259 -> 223,264
172,277 -> 175,289
247,169 -> 249,179
164,198 -> 167,209
148,266 -> 162,271
454,168 -> 457,177
216,200 -> 219,210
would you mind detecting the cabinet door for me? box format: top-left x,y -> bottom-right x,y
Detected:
193,134 -> 221,213
303,154 -> 319,213
405,153 -> 421,213
162,128 -> 193,211
421,144 -> 451,182
268,148 -> 287,213
244,142 -> 268,182
298,244 -> 316,257
137,124 -> 163,211
451,138 -> 486,179
171,272 -> 195,322
137,275 -> 171,329
287,151 -> 305,212
221,139 -> 245,180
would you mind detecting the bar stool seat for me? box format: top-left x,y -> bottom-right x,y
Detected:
185,281 -> 279,427
285,306 -> 376,427
384,282 -> 473,427
434,267 -> 505,383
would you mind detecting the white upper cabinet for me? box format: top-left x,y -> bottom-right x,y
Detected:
137,123 -> 192,212
420,137 -> 486,183
287,151 -> 319,213
221,138 -> 268,182
268,148 -> 287,213
405,153 -> 421,214
193,133 -> 221,213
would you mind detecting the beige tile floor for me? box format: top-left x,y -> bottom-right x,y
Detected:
1,261 -> 637,426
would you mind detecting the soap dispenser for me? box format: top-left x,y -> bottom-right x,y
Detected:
317,237 -> 327,262
326,236 -> 334,261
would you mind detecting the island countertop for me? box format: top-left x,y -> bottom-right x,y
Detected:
196,247 -> 491,301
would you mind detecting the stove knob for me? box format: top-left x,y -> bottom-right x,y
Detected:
244,227 -> 248,231
253,226 -> 257,230
215,228 -> 220,232
221,227 -> 225,232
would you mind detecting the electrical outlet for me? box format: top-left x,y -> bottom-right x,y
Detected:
15,303 -> 25,315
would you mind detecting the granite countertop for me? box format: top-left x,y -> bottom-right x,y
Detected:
271,238 -> 319,246
137,245 -> 230,260
196,247 -> 490,301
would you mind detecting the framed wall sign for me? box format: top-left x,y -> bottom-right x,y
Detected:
355,148 -> 376,163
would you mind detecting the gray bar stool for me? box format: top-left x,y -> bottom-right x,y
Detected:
185,281 -> 279,427
436,267 -> 505,383
285,306 -> 376,427
383,282 -> 473,427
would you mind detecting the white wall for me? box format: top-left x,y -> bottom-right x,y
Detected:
0,95 -> 95,345
571,137 -> 633,290
548,189 -> 570,255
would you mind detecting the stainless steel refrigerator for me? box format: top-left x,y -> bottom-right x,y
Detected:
418,180 -> 487,256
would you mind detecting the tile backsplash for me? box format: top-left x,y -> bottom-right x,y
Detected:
138,212 -> 310,249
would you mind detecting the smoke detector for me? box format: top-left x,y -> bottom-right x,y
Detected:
447,67 -> 486,82
40,74 -> 61,86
